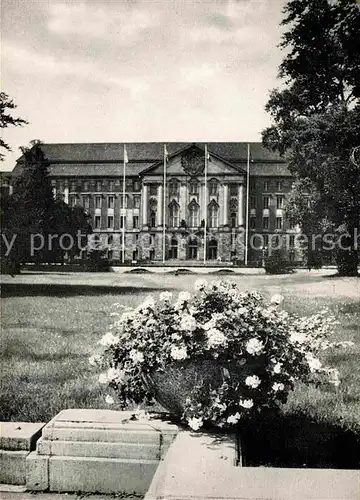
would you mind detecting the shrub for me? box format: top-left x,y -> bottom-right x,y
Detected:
265,249 -> 294,274
92,280 -> 352,431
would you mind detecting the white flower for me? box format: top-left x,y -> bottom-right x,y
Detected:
245,375 -> 261,389
160,291 -> 173,302
239,398 -> 254,409
178,291 -> 192,302
188,417 -> 203,431
99,332 -> 119,347
272,382 -> 285,392
98,372 -> 108,384
140,295 -> 155,310
194,279 -> 207,291
273,362 -> 282,374
129,349 -> 144,364
105,395 -> 114,405
88,354 -> 102,366
227,413 -> 241,424
245,338 -> 264,355
107,367 -> 125,383
305,353 -> 322,372
237,307 -> 248,315
179,314 -> 197,332
206,328 -> 227,348
270,294 -> 284,305
170,346 -> 188,360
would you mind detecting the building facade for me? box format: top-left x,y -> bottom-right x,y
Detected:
9,142 -> 301,264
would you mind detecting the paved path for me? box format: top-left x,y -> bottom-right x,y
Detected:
0,487 -> 142,500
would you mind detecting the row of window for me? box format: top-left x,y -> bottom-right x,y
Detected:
250,195 -> 285,210
94,215 -> 139,230
249,216 -> 296,230
69,195 -> 141,209
262,180 -> 285,192
58,180 -> 142,193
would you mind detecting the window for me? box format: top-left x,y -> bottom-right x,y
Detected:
95,196 -> 102,209
70,195 -> 77,207
277,180 -> 283,191
263,196 -> 270,209
263,217 -> 269,230
120,216 -> 126,228
276,217 -> 283,230
169,179 -> 179,196
169,237 -> 178,259
250,196 -> 256,209
263,181 -> 269,191
229,184 -> 238,197
107,216 -> 114,229
95,215 -> 101,229
231,212 -> 237,228
70,182 -> 77,192
83,181 -> 89,191
150,210 -> 156,228
133,180 -> 141,192
207,239 -> 218,260
289,235 -> 295,247
133,195 -> 141,208
276,196 -> 284,209
83,196 -> 90,210
187,237 -> 198,260
289,219 -> 296,230
133,215 -> 139,229
169,202 -> 179,227
149,184 -> 157,196
119,195 -> 128,209
189,179 -> 199,195
250,216 -> 256,229
96,181 -> 102,191
107,196 -> 114,209
189,202 -> 199,227
208,202 -> 219,227
108,250 -> 113,261
107,235 -> 113,245
263,235 -> 269,248
108,180 -> 115,192
209,179 -> 218,196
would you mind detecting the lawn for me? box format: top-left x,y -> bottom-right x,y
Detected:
1,271 -> 359,436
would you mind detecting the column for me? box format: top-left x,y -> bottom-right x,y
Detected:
223,184 -> 229,225
64,186 -> 69,204
238,184 -> 244,226
142,184 -> 148,226
157,184 -> 163,226
179,183 -> 187,223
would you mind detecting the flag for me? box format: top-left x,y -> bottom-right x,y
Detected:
124,145 -> 129,164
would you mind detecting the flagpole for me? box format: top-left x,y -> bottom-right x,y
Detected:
122,144 -> 126,264
162,145 -> 167,263
245,143 -> 250,266
203,144 -> 208,265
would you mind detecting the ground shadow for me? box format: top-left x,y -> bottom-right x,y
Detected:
0,283 -> 167,298
239,410 -> 360,469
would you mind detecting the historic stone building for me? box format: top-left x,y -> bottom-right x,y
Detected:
9,142 -> 300,264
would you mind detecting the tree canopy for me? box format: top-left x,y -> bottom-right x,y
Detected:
0,91 -> 28,161
262,0 -> 360,275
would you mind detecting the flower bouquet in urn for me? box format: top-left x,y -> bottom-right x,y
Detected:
91,280 -> 351,431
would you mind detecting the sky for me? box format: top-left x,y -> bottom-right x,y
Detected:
1,0 -> 287,171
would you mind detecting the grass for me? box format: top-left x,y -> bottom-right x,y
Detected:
1,271 -> 359,435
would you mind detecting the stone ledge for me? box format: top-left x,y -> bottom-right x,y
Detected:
0,422 -> 45,451
145,431 -> 360,500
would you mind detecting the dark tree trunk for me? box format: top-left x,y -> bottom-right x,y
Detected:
335,228 -> 359,276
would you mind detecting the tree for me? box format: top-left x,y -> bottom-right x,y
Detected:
262,0 -> 360,276
1,141 -> 92,272
0,92 -> 28,161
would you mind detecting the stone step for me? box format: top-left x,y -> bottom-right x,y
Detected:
42,426 -> 161,445
0,422 -> 44,485
37,438 -> 160,460
27,453 -> 159,494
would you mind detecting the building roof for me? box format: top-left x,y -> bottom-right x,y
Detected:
12,142 -> 290,177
